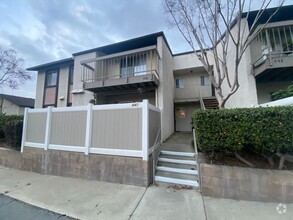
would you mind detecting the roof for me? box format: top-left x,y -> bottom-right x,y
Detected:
0,94 -> 35,108
72,31 -> 172,56
243,5 -> 293,29
27,57 -> 74,71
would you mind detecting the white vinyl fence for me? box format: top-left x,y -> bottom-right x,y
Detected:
21,100 -> 161,161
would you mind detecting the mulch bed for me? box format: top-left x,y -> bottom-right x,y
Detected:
206,151 -> 293,170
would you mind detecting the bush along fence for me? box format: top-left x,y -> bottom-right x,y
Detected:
21,100 -> 161,161
0,115 -> 23,140
0,115 -> 23,149
193,106 -> 293,169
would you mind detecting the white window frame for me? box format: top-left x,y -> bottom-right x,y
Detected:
200,76 -> 210,86
175,79 -> 184,88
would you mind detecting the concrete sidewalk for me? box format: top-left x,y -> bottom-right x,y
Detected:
0,166 -> 292,220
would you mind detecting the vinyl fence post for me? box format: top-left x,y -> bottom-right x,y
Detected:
44,106 -> 53,150
85,103 -> 93,155
142,99 -> 149,161
21,108 -> 29,153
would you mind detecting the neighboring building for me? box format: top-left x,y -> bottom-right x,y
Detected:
0,94 -> 34,115
27,5 -> 293,139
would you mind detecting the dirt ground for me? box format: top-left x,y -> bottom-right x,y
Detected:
206,151 -> 293,170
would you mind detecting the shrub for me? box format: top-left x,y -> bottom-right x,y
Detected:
272,85 -> 293,100
4,120 -> 23,149
192,106 -> 293,157
0,115 -> 23,139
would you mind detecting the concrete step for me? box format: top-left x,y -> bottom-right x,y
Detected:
161,150 -> 195,157
155,176 -> 199,187
159,154 -> 196,161
155,170 -> 198,181
158,158 -> 197,165
157,160 -> 197,170
156,166 -> 198,175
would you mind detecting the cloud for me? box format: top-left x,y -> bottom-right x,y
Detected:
0,0 -> 190,98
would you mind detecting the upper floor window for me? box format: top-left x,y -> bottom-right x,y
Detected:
46,71 -> 58,87
175,79 -> 184,88
200,76 -> 210,86
120,53 -> 147,77
43,70 -> 59,107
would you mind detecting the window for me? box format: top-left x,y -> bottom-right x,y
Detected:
46,71 -> 58,87
43,70 -> 59,107
200,76 -> 210,86
67,65 -> 74,106
120,53 -> 147,77
175,79 -> 184,88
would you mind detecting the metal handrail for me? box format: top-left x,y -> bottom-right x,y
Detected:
192,129 -> 198,156
193,128 -> 200,191
151,128 -> 161,184
81,48 -> 160,83
82,70 -> 159,83
198,89 -> 206,110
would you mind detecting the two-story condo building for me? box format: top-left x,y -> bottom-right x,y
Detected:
27,5 -> 293,142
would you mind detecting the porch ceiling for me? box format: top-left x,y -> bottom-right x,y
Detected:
173,67 -> 207,75
255,67 -> 293,83
84,81 -> 158,95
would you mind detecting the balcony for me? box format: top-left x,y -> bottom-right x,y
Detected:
251,24 -> 293,82
81,46 -> 159,93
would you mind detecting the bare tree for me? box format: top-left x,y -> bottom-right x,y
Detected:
164,0 -> 285,109
0,49 -> 31,90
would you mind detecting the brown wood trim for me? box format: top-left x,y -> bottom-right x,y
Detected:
43,69 -> 59,108
67,65 -> 74,107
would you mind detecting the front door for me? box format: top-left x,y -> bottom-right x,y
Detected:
175,103 -> 199,132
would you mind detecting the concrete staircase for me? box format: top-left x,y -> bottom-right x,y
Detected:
203,97 -> 218,109
154,150 -> 199,188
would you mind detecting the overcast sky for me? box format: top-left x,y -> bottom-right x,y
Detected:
0,0 -> 191,98
0,0 -> 291,98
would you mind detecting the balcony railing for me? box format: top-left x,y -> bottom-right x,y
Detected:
251,24 -> 293,74
81,46 -> 160,91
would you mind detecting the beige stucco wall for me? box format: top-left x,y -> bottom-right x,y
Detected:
173,20 -> 259,109
257,81 -> 292,104
35,71 -> 45,108
173,52 -> 214,71
174,71 -> 212,100
157,36 -> 174,141
57,66 -> 70,107
0,98 -> 23,115
73,52 -> 97,106
215,19 -> 258,108
35,66 -> 71,108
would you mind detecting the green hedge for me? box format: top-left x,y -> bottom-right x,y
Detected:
192,106 -> 293,155
0,115 -> 23,139
4,120 -> 23,149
